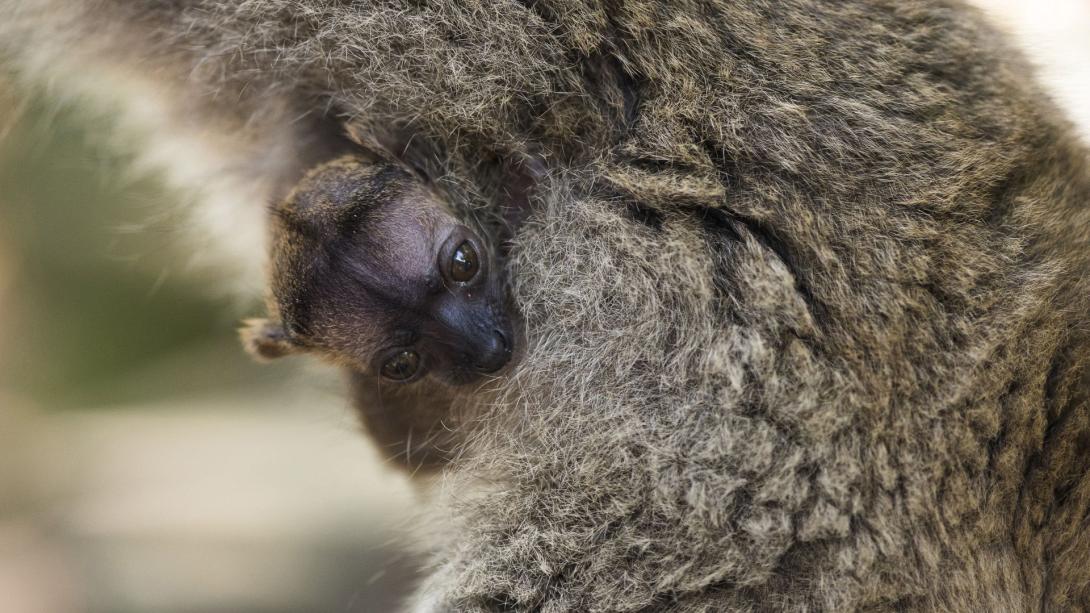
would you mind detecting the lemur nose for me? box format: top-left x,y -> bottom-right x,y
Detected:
474,329 -> 512,374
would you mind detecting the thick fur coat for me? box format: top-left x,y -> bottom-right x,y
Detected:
4,1 -> 1090,610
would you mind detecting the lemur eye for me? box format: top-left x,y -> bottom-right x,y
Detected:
449,241 -> 480,283
381,350 -> 420,381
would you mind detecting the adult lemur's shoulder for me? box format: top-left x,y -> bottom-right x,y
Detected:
4,1 -> 1090,610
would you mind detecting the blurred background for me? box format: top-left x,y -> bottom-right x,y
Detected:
0,2 -> 1087,612
0,68 -> 420,613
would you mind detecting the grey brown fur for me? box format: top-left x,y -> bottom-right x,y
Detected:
4,1 -> 1090,610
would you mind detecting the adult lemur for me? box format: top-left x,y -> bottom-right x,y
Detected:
4,1 -> 1090,610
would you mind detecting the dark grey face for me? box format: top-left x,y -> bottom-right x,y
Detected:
263,155 -> 513,385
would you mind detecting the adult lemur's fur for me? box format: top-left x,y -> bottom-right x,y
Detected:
4,1 -> 1090,610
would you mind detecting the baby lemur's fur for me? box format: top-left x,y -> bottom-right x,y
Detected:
5,1 -> 1090,610
243,152 -> 515,471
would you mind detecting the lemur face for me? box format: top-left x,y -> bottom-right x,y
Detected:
243,154 -> 513,385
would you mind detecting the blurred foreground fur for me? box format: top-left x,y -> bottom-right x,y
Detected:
3,1 -> 1090,610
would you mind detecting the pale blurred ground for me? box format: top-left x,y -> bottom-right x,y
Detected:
0,3 -> 1088,613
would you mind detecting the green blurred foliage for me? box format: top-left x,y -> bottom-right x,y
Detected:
0,88 -> 283,410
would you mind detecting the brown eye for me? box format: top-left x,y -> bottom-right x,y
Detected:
381,350 -> 420,381
450,240 -> 480,283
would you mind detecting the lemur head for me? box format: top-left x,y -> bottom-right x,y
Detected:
242,153 -> 514,385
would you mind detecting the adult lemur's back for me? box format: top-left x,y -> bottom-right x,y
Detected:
4,1 -> 1090,610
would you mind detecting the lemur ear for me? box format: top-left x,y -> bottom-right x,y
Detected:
343,121 -> 434,183
344,122 -> 375,149
239,318 -> 301,361
342,123 -> 386,162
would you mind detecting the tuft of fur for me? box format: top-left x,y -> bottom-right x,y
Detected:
4,1 -> 1090,610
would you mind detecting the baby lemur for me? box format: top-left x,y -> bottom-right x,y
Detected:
242,153 -> 514,472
